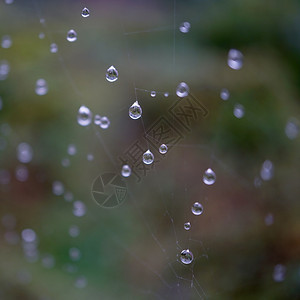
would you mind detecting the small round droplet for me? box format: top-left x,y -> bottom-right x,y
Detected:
176,82 -> 189,98
273,264 -> 286,282
150,91 -> 156,97
94,114 -> 101,125
180,249 -> 194,265
69,225 -> 80,237
142,150 -> 154,165
50,43 -> 58,53
73,201 -> 86,217
106,66 -> 118,82
61,158 -> 70,167
260,160 -> 274,181
15,165 -> 29,182
81,7 -> 90,18
67,30 -> 77,42
179,22 -> 191,33
87,154 -> 94,161
191,202 -> 203,215
1,35 -> 12,48
35,79 -> 48,96
38,32 -> 45,39
233,104 -> 245,119
100,116 -> 110,129
228,49 -> 243,70
74,276 -> 87,289
203,168 -> 216,185
159,144 -> 168,154
220,88 -> 230,101
164,92 -> 169,97
184,222 -> 191,231
0,60 -> 10,80
69,247 -> 81,261
52,181 -> 64,196
5,0 -> 14,4
77,106 -> 92,126
17,143 -> 33,164
121,165 -> 131,177
129,101 -> 142,120
67,144 -> 77,156
285,118 -> 299,140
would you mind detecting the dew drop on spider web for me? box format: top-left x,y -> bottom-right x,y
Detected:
180,249 -> 194,265
129,101 -> 142,120
142,150 -> 154,165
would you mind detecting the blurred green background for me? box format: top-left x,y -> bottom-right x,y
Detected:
0,0 -> 299,299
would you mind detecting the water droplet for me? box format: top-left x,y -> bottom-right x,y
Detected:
52,181 -> 64,196
0,60 -> 10,80
74,276 -> 87,288
228,49 -> 243,70
38,32 -> 45,39
81,7 -> 90,18
150,91 -> 156,97
184,222 -> 191,231
143,150 -> 154,165
159,144 -> 168,154
265,213 -> 274,226
35,79 -> 48,96
100,116 -> 110,129
77,106 -> 92,126
67,144 -> 77,156
180,249 -> 194,265
21,229 -> 36,243
67,30 -> 77,42
191,202 -> 203,215
15,165 -> 29,182
17,143 -> 33,164
94,114 -> 101,125
61,158 -> 70,167
233,104 -> 245,118
87,154 -> 94,161
5,0 -> 14,4
64,191 -> 73,202
106,66 -> 118,82
129,101 -> 142,120
69,225 -> 80,237
285,118 -> 299,140
203,168 -> 216,185
42,254 -> 55,269
121,165 -> 131,177
50,43 -> 58,53
1,35 -> 12,48
164,92 -> 169,97
176,82 -> 189,98
73,201 -> 86,217
220,88 -> 230,100
273,264 -> 286,282
179,22 -> 191,33
69,247 -> 81,261
260,160 -> 274,181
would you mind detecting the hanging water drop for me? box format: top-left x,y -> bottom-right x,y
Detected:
142,150 -> 154,165
285,118 -> 299,140
184,222 -> 191,231
164,92 -> 169,97
50,43 -> 58,53
179,22 -> 191,33
220,88 -> 230,101
228,49 -> 243,70
203,168 -> 216,185
176,82 -> 189,98
77,106 -> 92,126
191,202 -> 203,215
67,30 -> 77,42
106,66 -> 118,82
1,35 -> 12,48
81,7 -> 90,18
233,104 -> 245,119
67,144 -> 77,156
38,32 -> 45,39
129,101 -> 142,120
0,60 -> 10,80
180,249 -> 194,265
121,165 -> 131,177
260,160 -> 274,181
35,79 -> 48,96
150,91 -> 156,97
17,143 -> 33,164
94,114 -> 101,125
100,116 -> 110,129
159,144 -> 168,154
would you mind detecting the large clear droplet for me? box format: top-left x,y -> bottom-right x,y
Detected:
121,165 -> 131,177
50,43 -> 58,53
67,30 -> 77,42
176,82 -> 189,98
142,150 -> 154,165
129,101 -> 142,120
184,222 -> 191,231
77,106 -> 92,126
228,49 -> 243,70
220,88 -> 230,101
203,168 -> 216,185
35,79 -> 48,96
1,35 -> 12,49
100,116 -> 110,129
81,7 -> 90,18
285,118 -> 299,140
179,22 -> 191,33
233,104 -> 245,119
180,249 -> 194,265
17,143 -> 33,164
106,66 -> 118,82
159,144 -> 168,154
191,202 -> 203,215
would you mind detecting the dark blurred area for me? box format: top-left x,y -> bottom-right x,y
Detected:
0,0 -> 299,299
